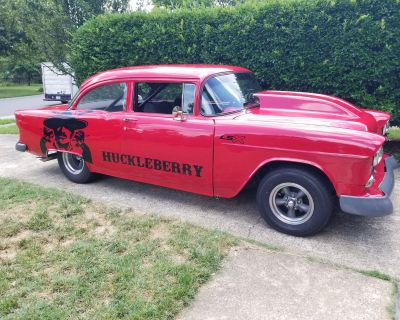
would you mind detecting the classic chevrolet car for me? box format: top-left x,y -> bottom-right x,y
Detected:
15,65 -> 398,236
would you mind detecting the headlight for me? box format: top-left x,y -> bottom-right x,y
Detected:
373,146 -> 383,167
383,121 -> 390,135
365,174 -> 375,188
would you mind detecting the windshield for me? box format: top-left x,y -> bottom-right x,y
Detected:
201,72 -> 261,116
68,89 -> 80,109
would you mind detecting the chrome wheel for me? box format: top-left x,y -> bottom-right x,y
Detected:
62,152 -> 84,175
269,182 -> 314,225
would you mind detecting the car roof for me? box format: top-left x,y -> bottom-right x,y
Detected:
80,64 -> 251,89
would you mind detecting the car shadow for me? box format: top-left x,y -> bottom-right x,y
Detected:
15,160 -> 399,276
86,174 -> 391,243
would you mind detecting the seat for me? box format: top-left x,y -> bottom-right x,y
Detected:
143,101 -> 175,114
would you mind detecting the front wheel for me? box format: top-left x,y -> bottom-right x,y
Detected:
57,152 -> 95,183
256,167 -> 334,236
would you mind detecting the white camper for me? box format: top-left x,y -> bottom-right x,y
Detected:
41,62 -> 78,103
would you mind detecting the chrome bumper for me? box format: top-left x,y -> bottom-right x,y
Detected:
339,156 -> 398,217
15,142 -> 27,152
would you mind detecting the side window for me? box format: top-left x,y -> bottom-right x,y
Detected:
135,82 -> 195,115
76,83 -> 127,112
182,84 -> 195,114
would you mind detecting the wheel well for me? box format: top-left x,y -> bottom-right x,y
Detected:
246,161 -> 337,196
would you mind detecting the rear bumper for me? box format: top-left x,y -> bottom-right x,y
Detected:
44,93 -> 71,102
15,142 -> 27,152
339,156 -> 398,217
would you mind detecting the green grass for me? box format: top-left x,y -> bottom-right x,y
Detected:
0,178 -> 237,319
0,119 -> 15,125
358,270 -> 393,282
355,269 -> 398,320
0,124 -> 18,134
388,127 -> 400,141
0,84 -> 42,99
388,282 -> 398,320
241,237 -> 283,252
0,118 -> 18,135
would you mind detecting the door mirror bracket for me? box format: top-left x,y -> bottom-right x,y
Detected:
172,107 -> 187,121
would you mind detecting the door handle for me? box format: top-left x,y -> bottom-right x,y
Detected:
123,117 -> 138,122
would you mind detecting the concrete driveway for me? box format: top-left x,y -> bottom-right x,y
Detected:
0,134 -> 399,278
0,95 -> 59,117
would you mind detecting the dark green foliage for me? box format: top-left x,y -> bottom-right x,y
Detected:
71,0 -> 400,122
0,0 -> 130,83
152,0 -> 244,9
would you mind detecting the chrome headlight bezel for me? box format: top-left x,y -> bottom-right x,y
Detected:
365,174 -> 375,188
383,121 -> 390,135
373,146 -> 383,167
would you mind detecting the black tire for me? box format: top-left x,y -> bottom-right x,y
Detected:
61,100 -> 68,104
57,152 -> 95,183
256,167 -> 334,237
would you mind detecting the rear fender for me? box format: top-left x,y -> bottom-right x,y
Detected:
15,109 -> 92,165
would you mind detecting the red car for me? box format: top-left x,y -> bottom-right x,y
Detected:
15,65 -> 398,236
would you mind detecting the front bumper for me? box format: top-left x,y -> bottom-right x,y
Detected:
339,156 -> 398,217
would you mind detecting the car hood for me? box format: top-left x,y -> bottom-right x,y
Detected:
234,91 -> 389,133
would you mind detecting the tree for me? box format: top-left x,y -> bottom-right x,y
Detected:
55,0 -> 129,27
0,0 -> 44,83
0,0 -> 130,82
21,0 -> 130,74
0,0 -> 25,55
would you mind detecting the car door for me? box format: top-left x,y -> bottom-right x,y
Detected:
121,80 -> 214,196
66,81 -> 128,174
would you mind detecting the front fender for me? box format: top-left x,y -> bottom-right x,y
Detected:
213,120 -> 382,198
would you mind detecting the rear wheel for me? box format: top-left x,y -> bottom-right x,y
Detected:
256,167 -> 334,236
57,152 -> 95,183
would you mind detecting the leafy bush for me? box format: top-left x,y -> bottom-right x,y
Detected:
70,0 -> 400,122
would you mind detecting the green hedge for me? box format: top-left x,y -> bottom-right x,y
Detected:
70,0 -> 400,122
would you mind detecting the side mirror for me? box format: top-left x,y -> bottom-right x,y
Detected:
245,92 -> 258,104
172,107 -> 187,121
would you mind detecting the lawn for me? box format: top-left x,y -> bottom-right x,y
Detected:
0,119 -> 15,125
385,127 -> 400,160
0,84 -> 42,99
0,124 -> 18,134
0,119 -> 18,134
388,127 -> 400,141
0,178 -> 237,319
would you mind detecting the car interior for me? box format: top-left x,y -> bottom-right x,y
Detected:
136,83 -> 183,114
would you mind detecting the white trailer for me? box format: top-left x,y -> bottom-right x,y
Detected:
41,62 -> 78,103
